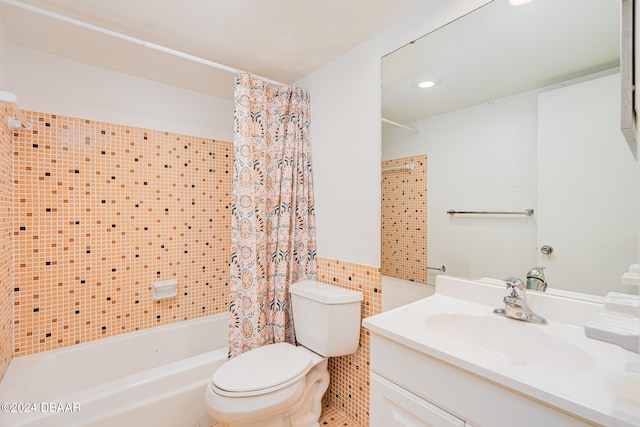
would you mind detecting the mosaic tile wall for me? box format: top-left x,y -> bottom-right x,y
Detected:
0,105 -> 14,380
13,111 -> 232,356
381,155 -> 427,283
317,257 -> 382,427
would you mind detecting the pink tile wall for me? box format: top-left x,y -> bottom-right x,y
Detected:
0,105 -> 13,380
12,111 -> 232,356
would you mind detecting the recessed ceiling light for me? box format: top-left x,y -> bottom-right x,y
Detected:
509,0 -> 533,5
418,80 -> 436,89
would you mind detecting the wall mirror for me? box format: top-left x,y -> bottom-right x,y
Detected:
381,0 -> 638,299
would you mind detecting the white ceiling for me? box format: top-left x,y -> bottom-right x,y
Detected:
0,0 -> 425,100
382,0 -> 620,124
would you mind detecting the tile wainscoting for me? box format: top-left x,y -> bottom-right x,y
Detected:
317,257 -> 382,427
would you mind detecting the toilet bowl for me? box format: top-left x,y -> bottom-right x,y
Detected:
205,280 -> 363,427
205,343 -> 327,427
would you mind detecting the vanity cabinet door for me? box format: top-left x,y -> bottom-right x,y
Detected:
371,373 -> 466,427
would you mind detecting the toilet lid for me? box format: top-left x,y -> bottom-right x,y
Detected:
212,343 -> 312,394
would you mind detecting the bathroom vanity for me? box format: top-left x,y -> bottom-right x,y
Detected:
363,276 -> 640,427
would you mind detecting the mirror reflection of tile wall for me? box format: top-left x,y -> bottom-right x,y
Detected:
381,155 -> 427,283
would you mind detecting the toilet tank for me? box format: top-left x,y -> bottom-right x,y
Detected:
290,280 -> 363,357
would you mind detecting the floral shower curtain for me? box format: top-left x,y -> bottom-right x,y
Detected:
228,72 -> 317,358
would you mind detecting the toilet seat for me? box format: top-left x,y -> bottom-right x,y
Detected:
212,342 -> 312,397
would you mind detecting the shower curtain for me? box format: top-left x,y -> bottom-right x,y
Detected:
228,72 -> 317,358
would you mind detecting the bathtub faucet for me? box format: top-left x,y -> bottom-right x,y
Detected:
493,276 -> 547,325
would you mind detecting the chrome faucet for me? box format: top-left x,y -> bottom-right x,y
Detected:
493,276 -> 547,324
526,266 -> 547,292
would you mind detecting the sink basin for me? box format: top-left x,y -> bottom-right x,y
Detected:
424,313 -> 595,373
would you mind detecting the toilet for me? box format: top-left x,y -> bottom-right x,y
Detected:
205,280 -> 363,427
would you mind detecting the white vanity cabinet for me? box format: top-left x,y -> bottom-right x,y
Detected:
369,335 -> 594,427
365,277 -> 640,427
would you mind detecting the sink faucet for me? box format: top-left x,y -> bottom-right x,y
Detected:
526,266 -> 547,292
493,276 -> 547,324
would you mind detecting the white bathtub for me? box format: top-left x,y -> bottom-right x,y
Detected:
382,275 -> 435,311
0,313 -> 229,427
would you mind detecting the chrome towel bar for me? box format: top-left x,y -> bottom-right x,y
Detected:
447,209 -> 534,216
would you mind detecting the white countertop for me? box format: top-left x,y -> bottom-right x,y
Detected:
363,275 -> 640,427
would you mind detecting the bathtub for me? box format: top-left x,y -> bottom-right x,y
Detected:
0,313 -> 229,427
382,275 -> 435,311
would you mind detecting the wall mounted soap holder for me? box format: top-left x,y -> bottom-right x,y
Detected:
152,279 -> 178,301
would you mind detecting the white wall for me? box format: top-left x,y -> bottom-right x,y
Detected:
296,0 -> 490,267
11,47 -> 233,141
383,90 -> 538,284
537,73 -> 637,295
0,19 -> 12,90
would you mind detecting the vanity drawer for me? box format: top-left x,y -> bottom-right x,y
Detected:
371,373 -> 466,427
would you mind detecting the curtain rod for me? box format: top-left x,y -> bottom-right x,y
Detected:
0,90 -> 33,129
381,117 -> 419,133
0,0 -> 287,87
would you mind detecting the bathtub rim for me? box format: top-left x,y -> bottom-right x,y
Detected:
0,312 -> 230,427
8,311 -> 229,363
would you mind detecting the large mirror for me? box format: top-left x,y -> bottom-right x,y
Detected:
381,0 -> 638,299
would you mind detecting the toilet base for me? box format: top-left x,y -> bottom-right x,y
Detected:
210,359 -> 329,427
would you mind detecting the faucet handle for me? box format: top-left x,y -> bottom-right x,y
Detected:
503,276 -> 525,298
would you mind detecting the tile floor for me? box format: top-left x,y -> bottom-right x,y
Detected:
318,403 -> 356,427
